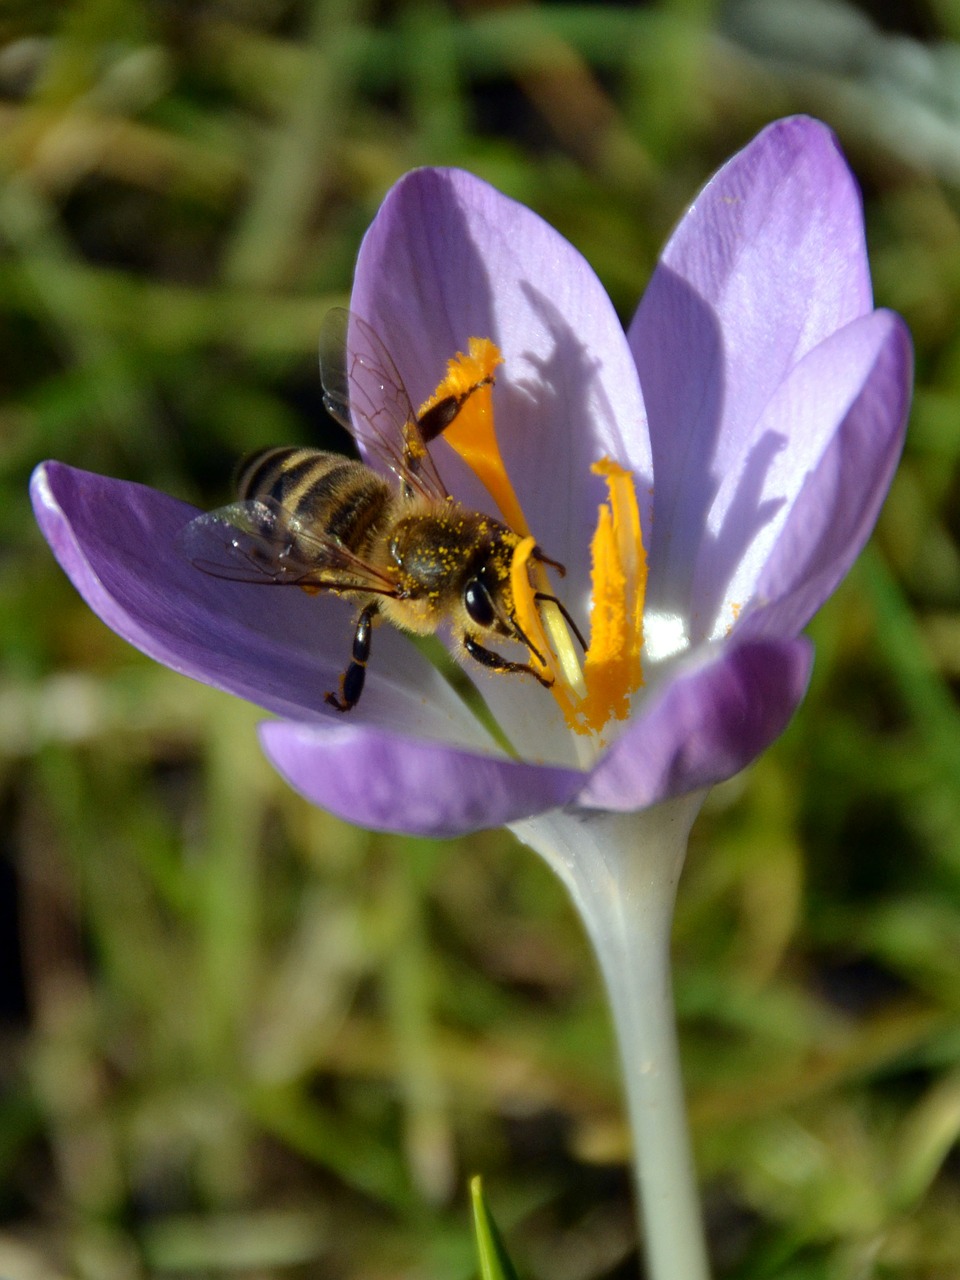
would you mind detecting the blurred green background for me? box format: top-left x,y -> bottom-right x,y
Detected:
4,0 -> 960,1276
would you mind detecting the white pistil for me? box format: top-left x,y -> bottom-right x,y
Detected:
539,599 -> 587,699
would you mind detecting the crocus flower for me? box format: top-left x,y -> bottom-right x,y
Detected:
32,116 -> 911,1280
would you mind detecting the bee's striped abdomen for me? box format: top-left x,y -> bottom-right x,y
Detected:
235,447 -> 338,507
236,446 -> 394,555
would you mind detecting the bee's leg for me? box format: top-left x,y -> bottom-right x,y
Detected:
416,375 -> 493,445
326,604 -> 377,712
463,635 -> 554,688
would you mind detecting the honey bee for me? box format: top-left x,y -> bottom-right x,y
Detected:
181,310 -> 583,712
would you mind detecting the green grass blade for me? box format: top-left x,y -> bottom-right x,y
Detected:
470,1177 -> 521,1280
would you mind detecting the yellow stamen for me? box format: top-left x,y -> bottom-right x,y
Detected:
579,458 -> 646,730
423,343 -> 647,739
418,339 -> 528,537
423,341 -> 587,718
512,459 -> 647,736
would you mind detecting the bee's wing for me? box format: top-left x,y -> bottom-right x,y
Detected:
319,308 -> 450,502
178,497 -> 400,595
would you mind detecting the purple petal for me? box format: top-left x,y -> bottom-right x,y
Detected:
696,310 -> 912,641
32,462 -> 491,745
629,117 -> 874,624
259,720 -> 584,838
350,167 -> 652,602
574,637 -> 813,811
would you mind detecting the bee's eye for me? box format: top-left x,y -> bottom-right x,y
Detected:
463,577 -> 496,628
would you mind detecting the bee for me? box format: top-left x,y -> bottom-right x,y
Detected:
181,310 -> 583,712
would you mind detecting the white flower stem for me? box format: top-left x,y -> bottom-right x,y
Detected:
511,797 -> 711,1280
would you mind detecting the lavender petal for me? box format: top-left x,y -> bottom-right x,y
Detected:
629,117 -> 874,627
259,720 -> 584,837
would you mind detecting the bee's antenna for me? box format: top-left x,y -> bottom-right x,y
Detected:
534,593 -> 587,653
508,615 -> 547,667
532,546 -> 566,577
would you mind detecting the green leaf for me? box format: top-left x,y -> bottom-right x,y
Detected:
470,1176 -> 521,1280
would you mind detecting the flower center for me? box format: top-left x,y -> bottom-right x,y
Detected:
421,340 -> 647,739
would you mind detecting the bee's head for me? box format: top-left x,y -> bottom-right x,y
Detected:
461,558 -> 507,633
461,530 -> 535,646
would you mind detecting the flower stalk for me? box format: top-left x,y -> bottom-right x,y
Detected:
512,798 -> 710,1280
